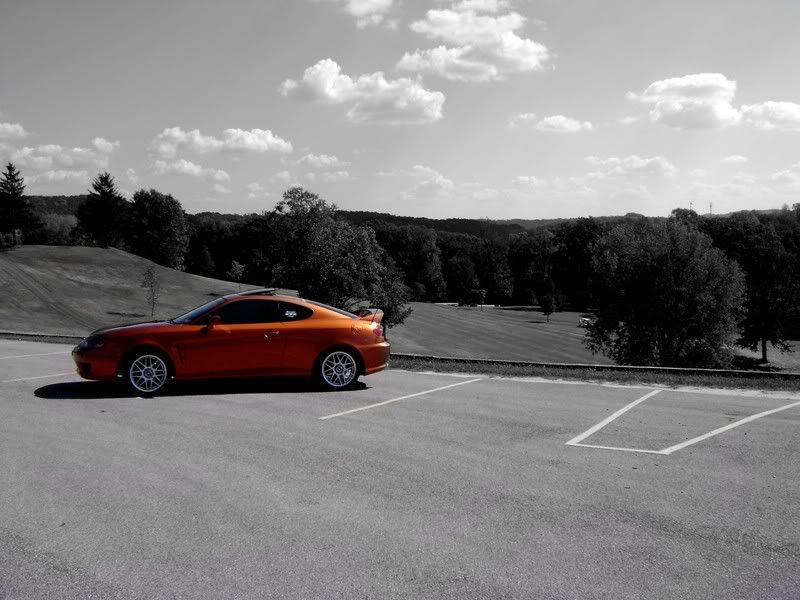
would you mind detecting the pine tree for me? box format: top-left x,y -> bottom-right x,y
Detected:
76,172 -> 129,247
0,162 -> 36,246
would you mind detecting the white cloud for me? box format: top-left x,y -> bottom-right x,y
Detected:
0,122 -> 28,140
317,0 -> 394,28
720,154 -> 748,165
9,143 -> 111,170
280,59 -> 445,124
211,183 -> 231,194
508,112 -> 536,128
535,115 -> 592,133
274,170 -> 293,183
731,172 -> 755,185
92,137 -> 120,153
741,101 -> 800,131
320,170 -> 354,182
586,155 -> 677,177
688,168 -> 707,178
769,162 -> 800,187
397,46 -> 499,82
288,153 -> 351,169
125,167 -> 139,185
153,159 -> 230,183
628,73 -> 741,130
245,182 -> 271,199
513,175 -> 545,187
27,169 -> 89,184
402,6 -> 550,82
151,126 -> 292,159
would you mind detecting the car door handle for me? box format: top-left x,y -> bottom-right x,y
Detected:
264,330 -> 280,338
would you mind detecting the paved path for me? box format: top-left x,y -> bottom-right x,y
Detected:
1,340 -> 798,599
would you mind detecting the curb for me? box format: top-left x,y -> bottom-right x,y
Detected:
390,353 -> 800,380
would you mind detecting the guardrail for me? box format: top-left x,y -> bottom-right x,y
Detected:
390,353 -> 800,380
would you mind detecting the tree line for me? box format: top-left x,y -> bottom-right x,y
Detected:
2,162 -> 799,367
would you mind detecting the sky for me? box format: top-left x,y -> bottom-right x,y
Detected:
1,0 -> 800,219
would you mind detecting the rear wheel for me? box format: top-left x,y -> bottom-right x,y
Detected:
126,352 -> 169,395
317,349 -> 359,390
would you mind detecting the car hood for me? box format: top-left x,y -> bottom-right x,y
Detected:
90,321 -> 175,337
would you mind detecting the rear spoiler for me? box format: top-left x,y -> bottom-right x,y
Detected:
356,308 -> 384,324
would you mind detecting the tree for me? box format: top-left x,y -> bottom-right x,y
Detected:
269,187 -> 412,327
0,163 -> 37,246
587,219 -> 745,367
226,260 -> 245,290
537,275 -> 557,323
140,266 -> 161,318
701,212 -> 799,363
76,172 -> 129,247
128,189 -> 189,269
508,229 -> 554,305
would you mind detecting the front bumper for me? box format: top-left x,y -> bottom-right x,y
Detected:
71,348 -> 119,381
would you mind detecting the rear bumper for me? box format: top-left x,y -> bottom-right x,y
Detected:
361,341 -> 390,375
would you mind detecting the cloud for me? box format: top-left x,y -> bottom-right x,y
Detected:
0,122 -> 28,140
535,115 -> 592,133
317,0 -> 394,28
245,182 -> 271,199
151,126 -> 292,159
320,170 -> 354,182
211,183 -> 231,194
287,153 -> 352,169
586,155 -> 677,177
513,175 -> 545,187
720,154 -> 748,165
153,159 -> 230,183
769,162 -> 800,187
397,46 -> 499,82
741,101 -> 800,131
92,137 -> 120,153
125,168 -> 138,185
280,59 -> 445,124
274,170 -> 294,184
508,112 -> 536,128
401,6 -> 550,82
731,172 -> 755,185
627,73 -> 741,130
9,143 -> 112,170
26,169 -> 89,184
688,168 -> 707,178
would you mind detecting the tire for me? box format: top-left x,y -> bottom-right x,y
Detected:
316,349 -> 359,390
125,351 -> 170,395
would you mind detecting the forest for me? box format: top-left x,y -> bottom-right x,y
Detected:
2,164 -> 800,369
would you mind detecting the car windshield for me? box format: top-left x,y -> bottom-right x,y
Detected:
171,298 -> 225,324
304,300 -> 359,319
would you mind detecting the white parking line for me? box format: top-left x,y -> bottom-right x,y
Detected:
320,378 -> 484,420
569,443 -> 667,455
566,389 -> 661,446
0,351 -> 69,360
1,372 -> 75,383
660,399 -> 800,454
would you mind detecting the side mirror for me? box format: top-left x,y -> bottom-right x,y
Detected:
206,315 -> 222,330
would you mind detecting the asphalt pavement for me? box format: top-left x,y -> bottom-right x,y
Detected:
1,339 -> 798,599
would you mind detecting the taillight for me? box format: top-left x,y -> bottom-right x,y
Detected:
373,324 -> 383,339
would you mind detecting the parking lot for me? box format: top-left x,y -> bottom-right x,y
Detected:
1,338 -> 799,599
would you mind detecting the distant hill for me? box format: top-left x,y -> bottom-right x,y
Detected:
337,210 -> 526,237
27,195 -> 87,215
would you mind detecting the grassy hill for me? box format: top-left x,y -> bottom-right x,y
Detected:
0,246 -> 261,336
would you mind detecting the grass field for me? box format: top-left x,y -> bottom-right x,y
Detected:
390,303 -> 610,364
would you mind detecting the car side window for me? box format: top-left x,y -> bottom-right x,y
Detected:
280,302 -> 313,322
215,300 -> 282,324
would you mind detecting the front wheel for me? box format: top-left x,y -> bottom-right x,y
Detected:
317,349 -> 359,390
126,352 -> 170,395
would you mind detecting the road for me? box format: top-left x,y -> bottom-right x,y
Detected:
1,339 -> 798,599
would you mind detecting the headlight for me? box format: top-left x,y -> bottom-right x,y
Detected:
76,335 -> 105,351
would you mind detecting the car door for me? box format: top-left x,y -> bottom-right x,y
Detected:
181,299 -> 286,377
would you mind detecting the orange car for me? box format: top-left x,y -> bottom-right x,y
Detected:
72,289 -> 390,394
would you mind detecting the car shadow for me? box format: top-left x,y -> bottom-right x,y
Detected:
34,378 -> 368,400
